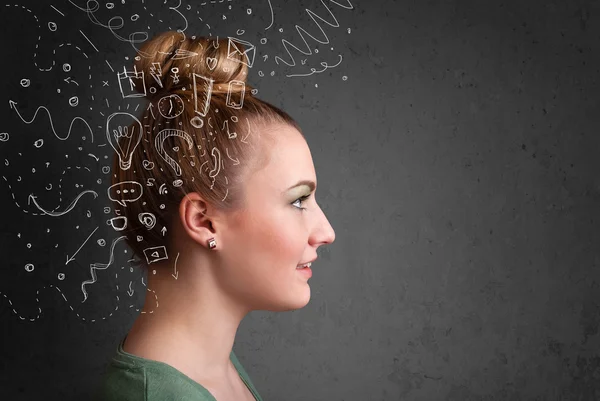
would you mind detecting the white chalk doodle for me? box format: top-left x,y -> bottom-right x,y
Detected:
138,212 -> 157,230
3,4 -> 54,71
149,62 -> 163,88
172,48 -> 199,60
227,37 -> 256,67
158,94 -> 185,119
172,252 -> 180,280
50,5 -> 65,16
107,216 -> 128,231
107,181 -> 143,207
226,80 -> 245,109
190,116 -> 204,128
192,73 -> 214,117
143,245 -> 168,264
117,66 -> 146,98
206,57 -> 217,70
155,129 -> 194,177
170,66 -> 180,84
106,112 -> 143,170
65,226 -> 99,265
222,119 -> 237,139
264,0 -> 274,30
28,190 -> 98,217
9,101 -> 94,142
81,235 -> 126,302
79,29 -> 100,52
158,183 -> 167,195
208,147 -> 222,179
142,160 -> 155,170
274,0 -> 354,67
286,54 -> 343,78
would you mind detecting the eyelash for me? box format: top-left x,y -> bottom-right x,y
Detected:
292,195 -> 310,211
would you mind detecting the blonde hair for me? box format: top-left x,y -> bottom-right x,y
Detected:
110,31 -> 300,267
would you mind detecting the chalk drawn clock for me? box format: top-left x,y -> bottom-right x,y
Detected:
158,94 -> 185,119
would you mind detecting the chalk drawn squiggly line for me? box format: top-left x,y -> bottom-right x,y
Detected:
57,43 -> 95,94
9,101 -> 94,143
168,0 -> 188,33
68,0 -> 149,50
3,4 -> 54,71
1,267 -> 157,322
28,190 -> 98,216
2,165 -> 93,216
68,0 -> 188,56
274,0 -> 354,67
0,289 -> 43,322
81,235 -> 127,302
0,284 -> 141,323
286,54 -> 343,77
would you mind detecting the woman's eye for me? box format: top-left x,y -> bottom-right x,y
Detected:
292,195 -> 310,211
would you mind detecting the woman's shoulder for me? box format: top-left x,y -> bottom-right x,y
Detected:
96,357 -> 146,401
96,339 -> 217,401
97,361 -> 216,401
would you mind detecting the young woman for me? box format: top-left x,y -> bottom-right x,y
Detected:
97,31 -> 336,401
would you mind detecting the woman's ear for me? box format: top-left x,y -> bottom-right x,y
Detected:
178,193 -> 216,247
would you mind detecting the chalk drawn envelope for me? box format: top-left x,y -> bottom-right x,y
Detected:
227,37 -> 256,68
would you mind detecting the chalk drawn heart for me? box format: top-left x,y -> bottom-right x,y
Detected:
207,57 -> 217,70
173,146 -> 180,152
142,160 -> 154,170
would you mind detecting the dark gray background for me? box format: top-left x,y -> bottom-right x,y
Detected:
1,0 -> 599,400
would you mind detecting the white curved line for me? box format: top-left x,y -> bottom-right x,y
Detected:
9,101 -> 94,142
81,235 -> 127,302
265,0 -> 274,30
28,190 -> 98,216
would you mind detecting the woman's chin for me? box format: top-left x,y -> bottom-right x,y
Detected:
266,288 -> 311,312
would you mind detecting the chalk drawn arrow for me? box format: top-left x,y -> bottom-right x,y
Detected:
64,76 -> 79,86
66,226 -> 99,265
172,252 -> 180,280
147,102 -> 156,119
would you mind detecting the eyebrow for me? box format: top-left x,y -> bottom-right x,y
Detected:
286,180 -> 316,192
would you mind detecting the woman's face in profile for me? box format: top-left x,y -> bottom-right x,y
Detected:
217,123 -> 336,312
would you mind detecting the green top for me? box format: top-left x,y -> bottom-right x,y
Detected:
96,336 -> 264,401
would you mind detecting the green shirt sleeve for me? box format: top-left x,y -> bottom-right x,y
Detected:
96,337 -> 263,401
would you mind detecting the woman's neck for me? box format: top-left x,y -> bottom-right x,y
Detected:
125,257 -> 249,384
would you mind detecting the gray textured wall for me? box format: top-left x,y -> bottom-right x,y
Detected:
1,0 -> 599,400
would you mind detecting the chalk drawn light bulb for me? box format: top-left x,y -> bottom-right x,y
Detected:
106,112 -> 143,170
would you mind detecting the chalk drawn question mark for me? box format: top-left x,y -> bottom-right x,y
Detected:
154,129 -> 194,177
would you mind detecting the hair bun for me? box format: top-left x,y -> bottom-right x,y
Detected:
132,31 -> 251,100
